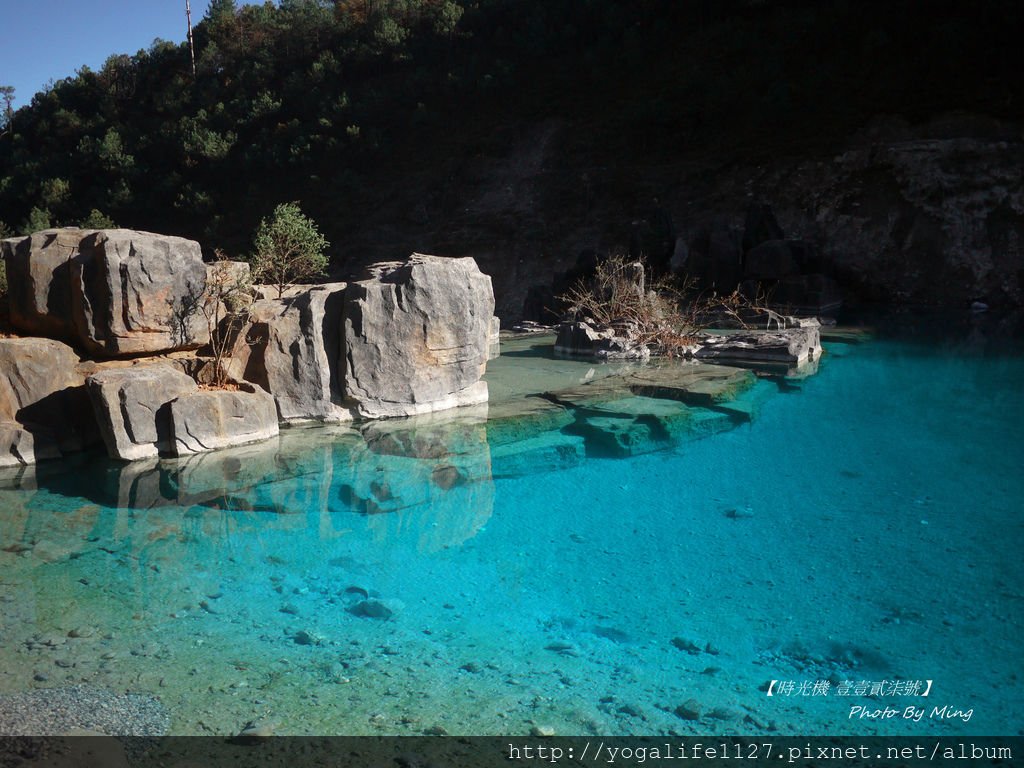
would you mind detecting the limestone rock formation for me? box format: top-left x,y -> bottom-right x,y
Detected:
1,229 -> 93,340
341,254 -> 494,418
0,421 -> 50,468
2,228 -> 209,356
86,364 -> 198,461
554,320 -> 651,360
169,384 -> 279,456
226,283 -> 351,423
695,324 -> 822,367
71,229 -> 209,355
0,338 -> 94,467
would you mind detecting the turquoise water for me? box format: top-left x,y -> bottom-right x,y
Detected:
0,327 -> 1022,736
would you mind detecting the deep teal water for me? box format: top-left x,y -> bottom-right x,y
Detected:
0,328 -> 1021,736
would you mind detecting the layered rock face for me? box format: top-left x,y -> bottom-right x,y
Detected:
342,254 -> 495,418
226,283 -> 350,423
554,320 -> 652,360
2,228 -> 209,356
2,245 -> 498,464
0,338 -> 93,467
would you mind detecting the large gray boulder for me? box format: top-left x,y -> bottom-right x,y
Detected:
86,364 -> 198,461
226,283 -> 352,423
71,229 -> 209,356
0,421 -> 54,468
341,254 -> 494,418
1,229 -> 94,340
0,337 -> 94,466
3,228 -> 209,356
169,384 -> 279,456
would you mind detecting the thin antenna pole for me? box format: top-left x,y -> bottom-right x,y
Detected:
185,0 -> 196,78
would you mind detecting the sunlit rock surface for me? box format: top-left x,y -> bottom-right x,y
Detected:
227,283 -> 352,423
169,384 -> 280,457
86,364 -> 198,461
0,337 -> 94,466
342,254 -> 494,418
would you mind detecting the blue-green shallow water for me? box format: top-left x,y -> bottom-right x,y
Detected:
0,331 -> 1021,737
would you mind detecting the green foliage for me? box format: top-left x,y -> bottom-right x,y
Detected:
374,16 -> 409,49
80,209 -> 117,229
433,2 -> 463,37
23,207 -> 52,234
180,111 -> 236,161
0,0 -> 1017,263
0,85 -> 13,131
250,202 -> 329,298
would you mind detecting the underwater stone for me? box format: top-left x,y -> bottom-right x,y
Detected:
352,599 -> 394,620
675,699 -> 702,721
671,637 -> 703,655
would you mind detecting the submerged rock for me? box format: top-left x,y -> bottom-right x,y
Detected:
675,699 -> 703,721
347,599 -> 394,620
341,254 -> 494,418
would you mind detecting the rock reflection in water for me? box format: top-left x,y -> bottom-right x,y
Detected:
0,414 -> 497,569
348,406 -> 494,551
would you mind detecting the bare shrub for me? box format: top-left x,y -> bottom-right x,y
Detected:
200,251 -> 254,387
558,254 -> 777,357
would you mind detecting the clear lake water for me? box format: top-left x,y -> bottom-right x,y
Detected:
0,317 -> 1021,737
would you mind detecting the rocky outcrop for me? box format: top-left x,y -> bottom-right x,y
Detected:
554,320 -> 651,360
488,316 -> 501,360
86,364 -> 198,461
169,384 -> 279,456
71,229 -> 209,355
341,254 -> 494,418
0,338 -> 94,467
1,229 -> 92,340
2,228 -> 209,356
226,283 -> 352,423
695,324 -> 822,367
811,131 -> 1024,307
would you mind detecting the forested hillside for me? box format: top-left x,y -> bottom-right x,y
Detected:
2,0 -> 1022,311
